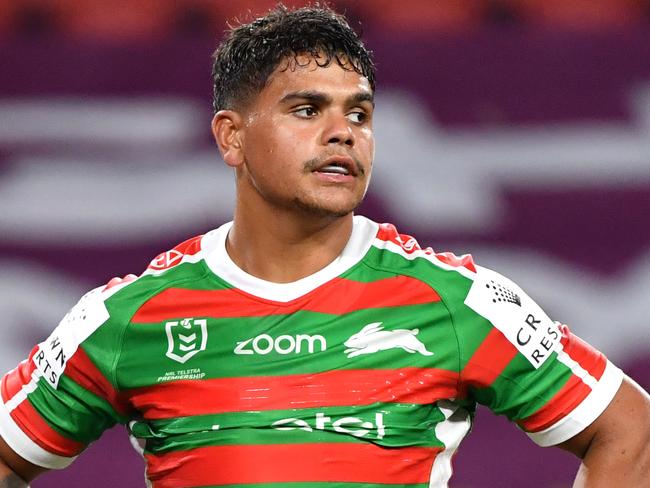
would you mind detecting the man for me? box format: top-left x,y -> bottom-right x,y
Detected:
0,5 -> 648,488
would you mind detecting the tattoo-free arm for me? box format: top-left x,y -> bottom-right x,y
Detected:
558,376 -> 650,487
0,470 -> 27,488
0,457 -> 26,488
0,435 -> 47,487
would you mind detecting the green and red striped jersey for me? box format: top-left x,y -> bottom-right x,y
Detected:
0,216 -> 623,487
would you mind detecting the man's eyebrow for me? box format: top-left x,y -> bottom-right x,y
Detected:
279,91 -> 332,105
279,90 -> 375,107
349,92 -> 375,107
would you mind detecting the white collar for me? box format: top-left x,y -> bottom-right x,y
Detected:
201,215 -> 378,302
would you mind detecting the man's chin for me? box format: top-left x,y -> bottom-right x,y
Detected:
291,197 -> 360,219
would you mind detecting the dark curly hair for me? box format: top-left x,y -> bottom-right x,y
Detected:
211,4 -> 375,113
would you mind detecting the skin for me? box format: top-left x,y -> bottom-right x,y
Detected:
0,435 -> 44,485
212,55 -> 375,283
1,55 -> 649,486
558,377 -> 650,487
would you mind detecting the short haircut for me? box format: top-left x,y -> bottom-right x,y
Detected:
211,4 -> 376,113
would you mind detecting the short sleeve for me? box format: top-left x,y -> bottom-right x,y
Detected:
0,286 -> 131,468
457,265 -> 623,447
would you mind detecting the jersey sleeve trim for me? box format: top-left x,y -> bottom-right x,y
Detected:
0,399 -> 76,469
526,360 -> 623,447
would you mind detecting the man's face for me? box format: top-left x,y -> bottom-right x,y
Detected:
235,55 -> 375,218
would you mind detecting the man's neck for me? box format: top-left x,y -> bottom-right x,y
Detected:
226,205 -> 354,284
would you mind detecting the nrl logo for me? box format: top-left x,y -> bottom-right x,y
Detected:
165,318 -> 208,363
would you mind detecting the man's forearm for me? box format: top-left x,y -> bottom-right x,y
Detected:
0,460 -> 26,488
0,473 -> 27,488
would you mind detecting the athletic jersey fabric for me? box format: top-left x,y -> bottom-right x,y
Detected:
0,216 -> 623,487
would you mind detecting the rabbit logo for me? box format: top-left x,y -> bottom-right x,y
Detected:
344,322 -> 434,358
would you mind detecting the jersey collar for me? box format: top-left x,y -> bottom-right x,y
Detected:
202,215 -> 378,302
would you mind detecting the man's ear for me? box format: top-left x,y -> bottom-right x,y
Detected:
211,110 -> 244,168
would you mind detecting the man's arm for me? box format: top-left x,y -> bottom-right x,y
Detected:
0,436 -> 47,487
558,376 -> 650,487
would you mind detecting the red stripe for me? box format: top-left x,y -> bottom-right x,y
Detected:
146,443 -> 442,487
1,347 -> 38,403
147,235 -> 203,271
10,399 -> 85,457
127,368 -> 459,419
518,375 -> 592,432
559,324 -> 607,380
433,251 -> 477,273
132,276 -> 440,323
460,328 -> 518,394
377,223 -> 424,254
172,234 -> 203,256
64,347 -> 130,416
376,224 -> 476,272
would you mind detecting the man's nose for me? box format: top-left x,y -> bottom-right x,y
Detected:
323,114 -> 354,147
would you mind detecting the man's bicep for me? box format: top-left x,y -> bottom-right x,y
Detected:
557,376 -> 650,458
0,434 -> 47,484
554,376 -> 650,487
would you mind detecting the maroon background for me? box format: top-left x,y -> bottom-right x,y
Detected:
1,18 -> 649,488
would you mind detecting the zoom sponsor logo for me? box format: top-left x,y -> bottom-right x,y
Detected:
272,412 -> 386,439
234,333 -> 326,355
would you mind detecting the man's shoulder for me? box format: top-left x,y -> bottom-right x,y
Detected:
27,230 -> 223,394
362,219 -> 477,277
72,228 -> 226,326
142,234 -> 205,276
102,231 -> 220,310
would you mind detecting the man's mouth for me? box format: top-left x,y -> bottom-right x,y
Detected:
317,162 -> 351,176
312,156 -> 359,177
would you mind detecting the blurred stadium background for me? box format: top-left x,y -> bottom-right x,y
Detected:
1,1 -> 649,486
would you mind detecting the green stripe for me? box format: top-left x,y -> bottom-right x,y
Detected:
361,246 -> 490,371
341,263 -> 398,283
117,302 -> 458,387
478,352 -> 573,421
453,306 -> 493,371
362,246 -> 472,292
103,261 -> 225,325
27,375 -> 123,444
85,260 -> 227,385
132,403 -> 445,454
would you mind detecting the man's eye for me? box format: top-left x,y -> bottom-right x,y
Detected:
347,111 -> 367,124
294,106 -> 318,117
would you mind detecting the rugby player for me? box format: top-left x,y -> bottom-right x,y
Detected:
0,5 -> 648,487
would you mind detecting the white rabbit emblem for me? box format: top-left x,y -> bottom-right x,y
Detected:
344,322 -> 434,358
